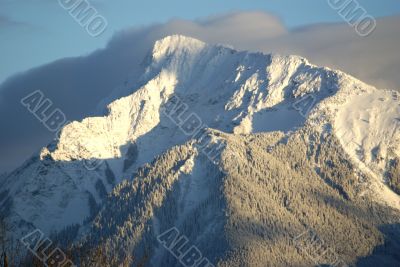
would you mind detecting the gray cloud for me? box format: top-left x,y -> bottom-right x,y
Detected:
0,11 -> 399,173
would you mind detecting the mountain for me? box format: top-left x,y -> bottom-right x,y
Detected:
1,35 -> 400,266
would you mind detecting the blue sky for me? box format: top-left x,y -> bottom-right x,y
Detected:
1,0 -> 400,83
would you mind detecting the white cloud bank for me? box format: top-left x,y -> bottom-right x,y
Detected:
0,11 -> 399,172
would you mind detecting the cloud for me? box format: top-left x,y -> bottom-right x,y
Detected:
0,11 -> 399,173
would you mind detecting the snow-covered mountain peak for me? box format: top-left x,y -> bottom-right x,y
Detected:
2,36 -> 400,239
32,35 -> 390,168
